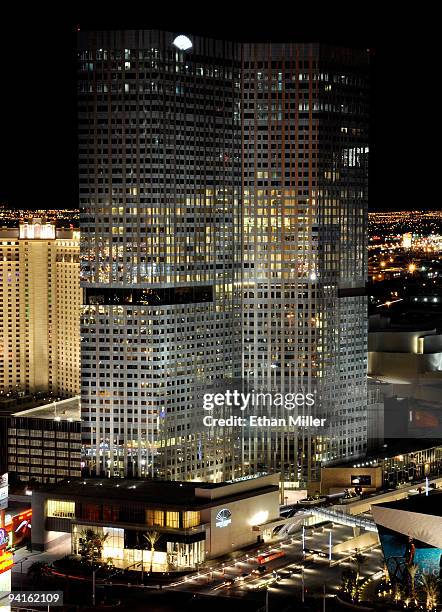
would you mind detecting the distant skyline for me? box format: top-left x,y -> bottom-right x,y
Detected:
0,9 -> 433,211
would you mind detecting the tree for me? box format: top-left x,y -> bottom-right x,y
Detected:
143,531 -> 161,572
78,528 -> 108,563
27,561 -> 49,580
420,574 -> 439,610
348,548 -> 366,602
406,563 -> 419,603
393,581 -> 402,604
353,548 -> 365,583
341,568 -> 358,601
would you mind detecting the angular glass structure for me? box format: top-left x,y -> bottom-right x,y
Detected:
372,493 -> 442,583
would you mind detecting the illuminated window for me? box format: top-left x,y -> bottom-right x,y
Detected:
165,511 -> 179,528
47,499 -> 75,519
146,509 -> 164,527
182,511 -> 200,528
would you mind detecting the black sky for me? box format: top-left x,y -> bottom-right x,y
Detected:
0,6 -> 435,212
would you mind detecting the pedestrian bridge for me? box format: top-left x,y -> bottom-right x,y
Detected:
310,507 -> 377,532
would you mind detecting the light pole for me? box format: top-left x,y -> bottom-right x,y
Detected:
20,557 -> 28,591
92,568 -> 97,608
301,566 -> 305,603
265,586 -> 269,612
92,566 -> 104,607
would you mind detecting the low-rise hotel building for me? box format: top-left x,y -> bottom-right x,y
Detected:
0,396 -> 81,484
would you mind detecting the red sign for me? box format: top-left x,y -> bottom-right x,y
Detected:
0,550 -> 13,574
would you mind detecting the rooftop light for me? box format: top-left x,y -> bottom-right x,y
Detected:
173,35 -> 193,51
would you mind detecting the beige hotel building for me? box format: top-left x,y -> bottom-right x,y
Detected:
0,219 -> 80,396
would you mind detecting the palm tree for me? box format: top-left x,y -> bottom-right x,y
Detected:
393,581 -> 402,604
353,548 -> 365,581
351,549 -> 365,602
420,574 -> 439,610
406,563 -> 419,603
143,531 -> 161,572
78,528 -> 108,563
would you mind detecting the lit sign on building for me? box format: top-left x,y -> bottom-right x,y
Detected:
0,473 -> 7,511
0,529 -> 7,548
215,508 -> 232,528
0,550 -> 13,575
19,221 -> 55,240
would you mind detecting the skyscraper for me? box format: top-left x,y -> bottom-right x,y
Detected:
78,31 -> 241,480
241,44 -> 369,493
0,219 -> 80,396
78,31 -> 370,488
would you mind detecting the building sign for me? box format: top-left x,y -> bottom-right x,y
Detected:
19,221 -> 55,240
215,508 -> 232,528
12,509 -> 32,548
0,473 -> 8,511
0,529 -> 7,548
0,550 -> 13,574
226,473 -> 263,484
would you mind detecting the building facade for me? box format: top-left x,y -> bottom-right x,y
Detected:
78,31 -> 242,480
241,44 -> 370,490
78,31 -> 370,487
321,443 -> 442,494
31,473 -> 280,569
0,220 -> 80,396
0,397 -> 82,484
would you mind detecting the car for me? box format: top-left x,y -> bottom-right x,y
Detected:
252,565 -> 267,575
278,570 -> 292,579
225,578 -> 235,586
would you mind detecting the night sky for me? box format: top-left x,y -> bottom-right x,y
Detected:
0,6 -> 433,212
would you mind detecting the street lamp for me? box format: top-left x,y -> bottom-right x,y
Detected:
301,566 -> 305,603
92,567 -> 97,607
19,557 -> 28,591
92,565 -> 106,607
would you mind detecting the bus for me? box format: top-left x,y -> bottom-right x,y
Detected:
256,550 -> 285,565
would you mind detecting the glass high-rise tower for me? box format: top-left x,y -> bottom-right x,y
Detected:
78,31 -> 241,479
77,31 -> 370,487
241,43 -> 369,491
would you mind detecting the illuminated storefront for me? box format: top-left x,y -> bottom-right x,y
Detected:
0,528 -> 12,606
31,473 -> 280,569
0,478 -> 12,608
2,508 -> 32,549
